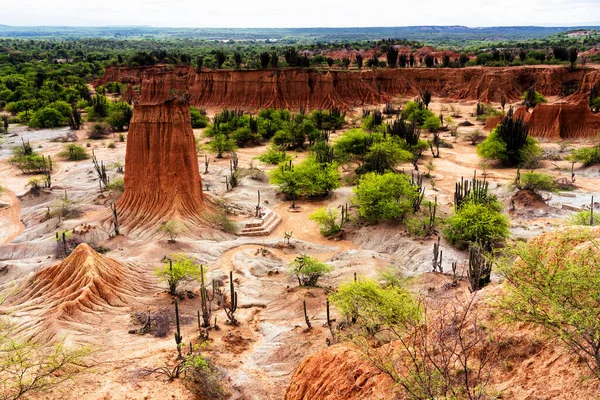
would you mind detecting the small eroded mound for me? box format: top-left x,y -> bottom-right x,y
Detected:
9,243 -> 152,336
284,344 -> 395,400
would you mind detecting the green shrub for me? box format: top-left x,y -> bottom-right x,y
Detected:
569,210 -> 599,226
154,254 -> 203,295
498,229 -> 600,378
359,141 -> 413,174
330,278 -> 420,330
28,107 -> 68,128
190,107 -> 209,128
520,171 -> 556,192
443,202 -> 510,250
521,88 -> 548,108
423,115 -> 442,132
354,172 -> 418,223
58,144 -> 89,161
403,101 -> 435,125
256,145 -> 291,165
568,147 -> 600,167
105,177 -> 124,192
309,207 -> 341,236
288,254 -> 333,286
209,135 -> 236,158
269,157 -> 340,199
477,111 -> 541,167
105,101 -> 133,131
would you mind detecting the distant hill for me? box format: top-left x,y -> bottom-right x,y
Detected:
0,25 -> 598,43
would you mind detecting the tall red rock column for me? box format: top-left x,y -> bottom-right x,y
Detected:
116,71 -> 205,232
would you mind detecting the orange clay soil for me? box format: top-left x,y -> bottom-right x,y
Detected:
513,101 -> 600,139
115,72 -> 208,235
7,243 -> 153,339
95,65 -> 600,110
286,264 -> 600,400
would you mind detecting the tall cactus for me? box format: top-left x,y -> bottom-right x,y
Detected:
199,265 -> 214,327
432,236 -> 443,273
111,203 -> 119,236
303,300 -> 311,330
224,271 -> 238,325
174,298 -> 183,359
468,245 -> 492,292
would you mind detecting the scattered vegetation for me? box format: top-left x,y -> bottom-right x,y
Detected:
288,254 -> 333,286
155,254 -> 204,295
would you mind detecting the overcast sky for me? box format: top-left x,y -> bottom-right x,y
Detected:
3,0 -> 600,27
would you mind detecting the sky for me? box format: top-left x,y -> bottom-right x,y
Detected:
3,0 -> 600,28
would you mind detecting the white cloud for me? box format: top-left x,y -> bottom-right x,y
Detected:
2,0 -> 599,27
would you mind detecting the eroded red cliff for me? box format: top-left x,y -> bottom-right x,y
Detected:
116,71 -> 206,233
96,65 -> 597,110
513,101 -> 600,139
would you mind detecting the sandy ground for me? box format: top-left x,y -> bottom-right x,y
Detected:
0,98 -> 599,399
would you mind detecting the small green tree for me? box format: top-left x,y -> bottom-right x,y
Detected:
443,202 -> 509,250
256,145 -> 291,165
209,135 -> 236,158
354,172 -> 418,223
288,254 -> 333,286
521,88 -> 547,109
519,171 -> 556,192
190,107 -> 209,128
330,278 -> 420,330
309,207 -> 341,236
28,107 -> 68,128
269,157 -> 340,199
477,109 -> 541,167
159,220 -> 184,243
106,101 -> 133,131
568,146 -> 600,167
498,228 -> 600,379
58,144 -> 89,161
155,254 -> 204,295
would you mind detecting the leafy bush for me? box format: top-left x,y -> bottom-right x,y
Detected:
359,141 -> 413,174
28,107 -> 68,128
88,123 -> 108,139
209,134 -> 236,158
158,220 -> 184,243
521,88 -> 548,108
309,207 -> 341,236
182,353 -> 231,400
403,101 -> 435,125
105,101 -> 133,131
58,144 -> 89,161
443,202 -> 510,249
520,171 -> 556,192
423,115 -> 442,132
256,145 -> 291,165
330,278 -> 420,330
269,157 -> 340,199
333,128 -> 374,163
354,172 -> 418,223
498,229 -> 600,379
190,107 -> 209,128
154,254 -> 203,295
568,146 -> 600,167
477,111 -> 541,167
570,210 -> 598,226
288,254 -> 333,286
105,177 -> 124,192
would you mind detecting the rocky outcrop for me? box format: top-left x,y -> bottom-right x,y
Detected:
9,243 -> 151,336
513,101 -> 600,139
116,71 -> 207,234
96,65 -> 596,110
284,344 -> 396,400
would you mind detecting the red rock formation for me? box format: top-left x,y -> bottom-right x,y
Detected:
9,243 -> 151,336
116,71 -> 206,233
97,65 -> 596,110
513,101 -> 600,139
284,344 -> 396,400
